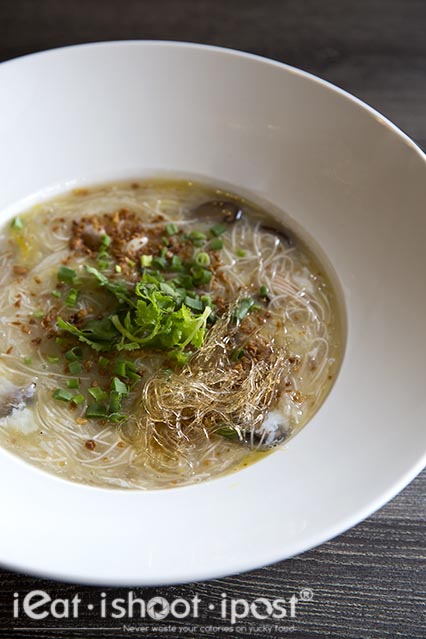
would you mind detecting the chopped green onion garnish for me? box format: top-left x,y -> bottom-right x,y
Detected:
109,413 -> 126,423
165,223 -> 179,236
195,252 -> 210,267
97,235 -> 111,270
210,238 -> 224,250
115,264 -> 122,273
260,285 -> 269,297
88,386 -> 108,402
98,356 -> 110,369
67,378 -> 80,389
185,296 -> 204,311
11,216 -> 23,230
141,255 -> 153,268
65,288 -> 79,307
51,290 -> 62,298
33,310 -> 44,319
23,356 -> 32,365
52,388 -> 73,402
65,347 -> 83,361
85,403 -> 108,419
112,377 -> 128,395
47,355 -> 59,364
68,360 -> 82,375
234,297 -> 256,322
72,394 -> 85,405
97,258 -> 110,271
210,223 -> 226,237
127,370 -> 141,383
189,231 -> 207,242
114,360 -> 127,377
57,266 -> 77,285
171,255 -> 182,271
109,390 -> 122,414
100,234 -> 111,248
123,359 -> 138,372
237,249 -> 246,257
153,256 -> 166,270
193,268 -> 212,285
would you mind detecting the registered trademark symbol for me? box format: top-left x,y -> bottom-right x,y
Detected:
299,587 -> 314,601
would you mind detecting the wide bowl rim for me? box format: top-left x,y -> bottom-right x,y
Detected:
0,40 -> 425,586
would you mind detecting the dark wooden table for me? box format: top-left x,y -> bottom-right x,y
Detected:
0,2 -> 425,638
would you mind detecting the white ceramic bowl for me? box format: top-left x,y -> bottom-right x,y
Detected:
0,41 -> 425,585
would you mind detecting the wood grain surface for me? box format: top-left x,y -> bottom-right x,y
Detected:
0,1 -> 425,638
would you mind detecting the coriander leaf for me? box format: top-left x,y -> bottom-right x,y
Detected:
57,317 -> 118,352
84,265 -> 134,305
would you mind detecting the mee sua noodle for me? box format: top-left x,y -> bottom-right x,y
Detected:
0,180 -> 340,489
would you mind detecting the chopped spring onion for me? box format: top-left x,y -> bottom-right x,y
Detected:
114,360 -> 127,377
141,254 -> 153,268
65,288 -> 79,307
195,252 -> 210,267
100,234 -> 111,248
11,216 -> 23,230
234,297 -> 256,322
85,403 -> 108,419
260,285 -> 269,297
210,223 -> 227,237
109,412 -> 126,423
68,360 -> 82,375
109,391 -> 122,414
189,231 -> 207,241
192,268 -> 212,285
88,387 -> 108,402
97,258 -> 110,271
153,256 -> 166,270
52,388 -> 74,402
98,356 -> 110,369
65,347 -> 83,361
165,223 -> 179,236
127,370 -> 141,383
112,377 -> 128,395
185,296 -> 204,311
57,266 -> 78,285
210,238 -> 224,250
171,255 -> 183,271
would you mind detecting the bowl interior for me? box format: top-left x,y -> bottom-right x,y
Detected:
0,41 -> 425,585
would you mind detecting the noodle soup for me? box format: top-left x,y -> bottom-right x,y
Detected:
0,179 -> 340,489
